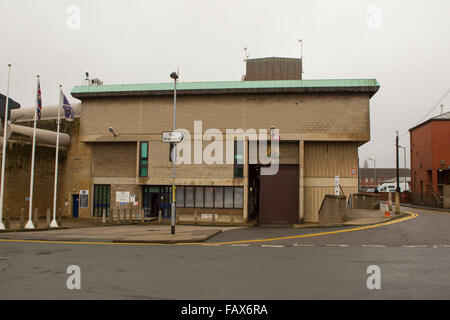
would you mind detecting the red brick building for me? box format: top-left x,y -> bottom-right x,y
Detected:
409,111 -> 450,208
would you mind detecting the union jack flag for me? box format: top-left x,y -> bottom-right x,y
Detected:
36,78 -> 42,121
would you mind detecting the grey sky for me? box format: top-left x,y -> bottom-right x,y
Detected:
1,0 -> 449,168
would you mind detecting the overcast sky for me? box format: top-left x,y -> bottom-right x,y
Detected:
1,0 -> 449,168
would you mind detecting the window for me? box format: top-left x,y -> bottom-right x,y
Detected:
234,187 -> 244,208
224,187 -> 234,208
185,187 -> 194,207
214,187 -> 224,208
176,186 -> 185,207
205,187 -> 214,208
195,187 -> 204,208
93,184 -> 111,217
234,140 -> 244,178
139,141 -> 149,177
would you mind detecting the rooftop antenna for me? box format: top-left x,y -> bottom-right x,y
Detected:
298,39 -> 304,74
242,47 -> 249,81
82,72 -> 91,86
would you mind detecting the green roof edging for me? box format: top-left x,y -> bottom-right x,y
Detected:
71,79 -> 380,99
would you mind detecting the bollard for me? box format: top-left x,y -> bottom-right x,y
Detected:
140,208 -> 144,223
58,208 -> 62,227
388,192 -> 393,211
20,208 -> 25,229
129,208 -> 133,223
46,208 -> 51,228
395,192 -> 400,214
158,209 -> 162,224
194,210 -> 198,225
33,208 -> 39,228
102,208 -> 106,225
231,212 -> 235,225
5,208 -> 10,230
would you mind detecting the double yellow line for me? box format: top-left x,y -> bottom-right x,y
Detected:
0,212 -> 418,247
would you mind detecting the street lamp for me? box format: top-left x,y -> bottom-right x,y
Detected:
398,145 -> 407,191
368,158 -> 376,189
170,71 -> 178,235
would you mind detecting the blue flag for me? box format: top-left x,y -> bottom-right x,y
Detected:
62,94 -> 75,121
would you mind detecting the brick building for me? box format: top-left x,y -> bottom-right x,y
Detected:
2,58 -> 380,224
409,111 -> 450,208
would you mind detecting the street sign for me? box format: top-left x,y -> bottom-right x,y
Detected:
351,168 -> 357,176
334,176 -> 340,195
162,131 -> 184,143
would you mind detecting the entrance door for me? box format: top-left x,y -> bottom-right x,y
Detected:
72,194 -> 79,218
150,194 -> 160,216
259,164 -> 299,224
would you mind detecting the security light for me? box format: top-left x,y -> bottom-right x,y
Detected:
108,127 -> 118,137
170,72 -> 179,80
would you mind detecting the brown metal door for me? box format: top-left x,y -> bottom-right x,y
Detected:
259,165 -> 299,224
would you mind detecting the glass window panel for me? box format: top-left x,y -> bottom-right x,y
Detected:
176,186 -> 185,207
195,187 -> 204,208
205,187 -> 214,208
140,167 -> 148,177
141,142 -> 148,159
214,187 -> 223,208
224,187 -> 234,208
234,141 -> 244,164
234,187 -> 243,208
185,187 -> 194,207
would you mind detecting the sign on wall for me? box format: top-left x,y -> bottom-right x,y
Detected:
80,190 -> 89,208
334,176 -> 340,196
116,191 -> 130,204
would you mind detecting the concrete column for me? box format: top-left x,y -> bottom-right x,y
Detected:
299,140 -> 305,223
243,139 -> 249,222
19,208 -> 25,229
158,208 -> 162,224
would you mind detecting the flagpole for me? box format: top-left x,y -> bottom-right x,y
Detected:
0,64 -> 12,230
25,75 -> 40,229
50,85 -> 62,228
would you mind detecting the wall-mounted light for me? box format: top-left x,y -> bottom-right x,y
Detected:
108,127 -> 119,137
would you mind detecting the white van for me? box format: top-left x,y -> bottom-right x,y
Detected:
378,183 -> 404,193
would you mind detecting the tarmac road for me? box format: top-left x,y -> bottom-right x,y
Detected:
0,207 -> 449,300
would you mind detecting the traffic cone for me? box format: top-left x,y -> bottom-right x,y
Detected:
384,201 -> 391,218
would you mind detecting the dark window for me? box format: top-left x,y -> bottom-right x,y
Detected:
224,187 -> 234,208
234,140 -> 244,178
205,187 -> 214,208
185,187 -> 194,207
176,186 -> 185,207
234,187 -> 244,208
195,187 -> 204,208
93,184 -> 111,217
214,187 -> 224,208
139,141 -> 149,177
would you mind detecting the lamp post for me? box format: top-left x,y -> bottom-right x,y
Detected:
368,158 -> 376,189
170,71 -> 178,235
399,145 -> 407,191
